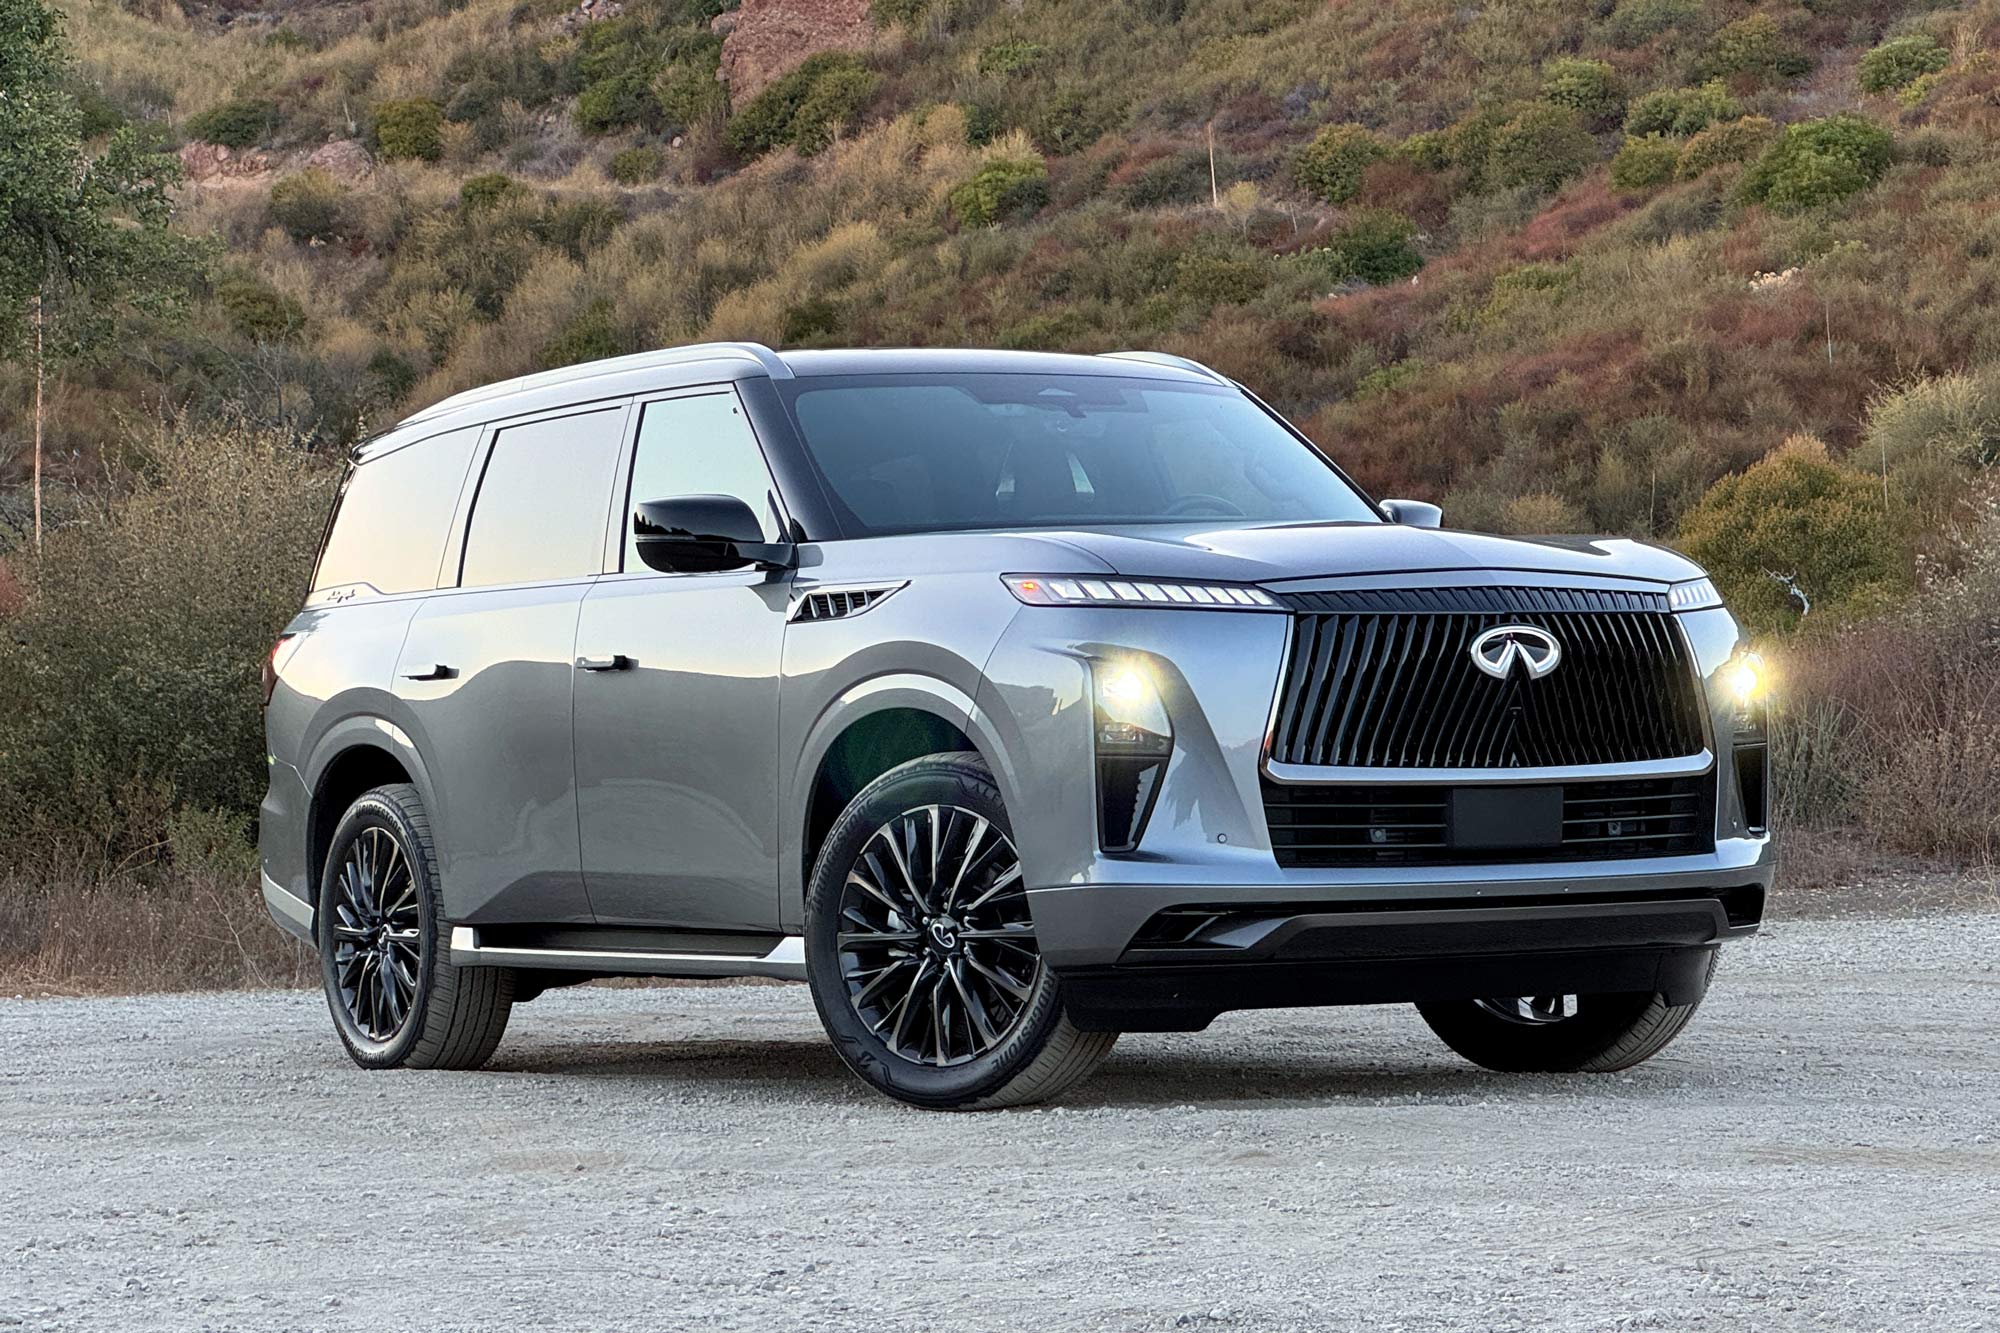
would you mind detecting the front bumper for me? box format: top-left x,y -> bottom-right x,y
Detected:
1030,853 -> 1771,1031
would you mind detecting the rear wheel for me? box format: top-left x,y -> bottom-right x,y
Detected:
805,753 -> 1117,1110
1415,951 -> 1718,1073
317,783 -> 514,1071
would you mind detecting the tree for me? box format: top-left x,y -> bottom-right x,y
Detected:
1,0 -> 204,549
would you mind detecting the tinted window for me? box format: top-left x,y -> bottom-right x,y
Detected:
622,392 -> 782,571
783,374 -> 1379,536
314,427 -> 479,595
460,408 -> 624,588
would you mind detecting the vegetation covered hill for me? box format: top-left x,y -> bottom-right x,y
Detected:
5,0 -> 2000,981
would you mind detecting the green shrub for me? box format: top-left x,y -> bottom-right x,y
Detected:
215,274 -> 304,341
948,156 -> 1049,227
1328,209 -> 1423,284
1540,57 -> 1623,127
608,145 -> 664,184
185,97 -> 276,149
539,196 -> 625,259
871,0 -> 929,25
1699,14 -> 1811,82
781,295 -> 845,344
1291,123 -> 1389,203
265,169 -> 346,243
1117,149 -> 1214,208
656,61 -> 727,129
1676,437 -> 1904,630
460,172 -> 527,210
978,39 -> 1045,75
1608,135 -> 1681,192
372,98 -> 445,161
538,298 -> 625,369
726,53 -> 877,157
1675,115 -> 1776,179
1031,87 -> 1117,156
1173,246 -> 1269,305
1866,367 -> 2000,469
1487,104 -> 1598,194
1739,113 -> 1895,213
963,102 -> 1005,146
576,73 -> 660,135
1858,34 -> 1949,94
1603,0 -> 1701,48
1623,81 -> 1738,137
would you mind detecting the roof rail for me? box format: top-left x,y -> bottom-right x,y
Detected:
1098,350 -> 1233,385
398,341 -> 793,428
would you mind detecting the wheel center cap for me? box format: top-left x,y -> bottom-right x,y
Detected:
927,917 -> 960,954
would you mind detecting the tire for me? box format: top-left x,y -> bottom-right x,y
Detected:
1415,950 -> 1719,1074
804,752 -> 1117,1110
316,783 -> 515,1071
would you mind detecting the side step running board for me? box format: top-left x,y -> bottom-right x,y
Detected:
449,927 -> 806,980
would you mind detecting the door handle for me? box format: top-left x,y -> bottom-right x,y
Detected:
401,663 -> 456,681
577,654 -> 632,672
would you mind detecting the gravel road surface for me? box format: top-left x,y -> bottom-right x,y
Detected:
4,912 -> 1998,1332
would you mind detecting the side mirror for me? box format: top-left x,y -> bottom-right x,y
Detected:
1380,498 -> 1443,529
632,495 -> 795,574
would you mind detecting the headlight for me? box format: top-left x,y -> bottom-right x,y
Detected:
1004,574 -> 1282,610
1669,577 -> 1723,611
1092,660 -> 1171,853
1725,650 -> 1767,709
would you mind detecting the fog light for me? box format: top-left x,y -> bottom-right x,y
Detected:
1093,660 -> 1172,852
1094,662 -> 1171,755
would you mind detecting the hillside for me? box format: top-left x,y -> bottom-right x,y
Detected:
8,0 -> 1997,596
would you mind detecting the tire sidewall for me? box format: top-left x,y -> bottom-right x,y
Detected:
317,788 -> 441,1069
805,755 -> 1065,1109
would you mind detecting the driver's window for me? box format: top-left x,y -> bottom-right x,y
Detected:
623,392 -> 782,572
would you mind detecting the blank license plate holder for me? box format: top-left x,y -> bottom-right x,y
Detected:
1449,786 -> 1562,850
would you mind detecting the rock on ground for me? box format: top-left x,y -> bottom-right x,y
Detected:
720,0 -> 874,107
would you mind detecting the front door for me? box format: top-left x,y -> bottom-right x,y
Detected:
395,404 -> 627,926
573,387 -> 794,932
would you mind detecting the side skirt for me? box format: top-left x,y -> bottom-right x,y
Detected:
448,926 -> 806,981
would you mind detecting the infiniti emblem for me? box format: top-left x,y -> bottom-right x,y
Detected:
1470,624 -> 1563,680
927,918 -> 960,952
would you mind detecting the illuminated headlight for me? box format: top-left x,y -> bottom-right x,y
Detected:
1092,661 -> 1171,853
1004,574 -> 1282,610
1726,650 -> 1767,709
1669,577 -> 1723,611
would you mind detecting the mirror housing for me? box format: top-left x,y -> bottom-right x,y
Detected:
632,496 -> 795,574
1380,498 -> 1444,529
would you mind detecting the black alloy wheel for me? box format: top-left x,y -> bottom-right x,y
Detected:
835,804 -> 1038,1067
327,824 -> 423,1043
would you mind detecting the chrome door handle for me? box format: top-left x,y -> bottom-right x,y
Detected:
577,654 -> 632,672
401,663 -> 456,681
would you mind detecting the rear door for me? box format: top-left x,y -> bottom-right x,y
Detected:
394,403 -> 629,926
572,386 -> 793,932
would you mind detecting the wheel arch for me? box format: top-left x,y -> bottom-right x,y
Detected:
793,675 -> 1011,914
302,717 -> 437,908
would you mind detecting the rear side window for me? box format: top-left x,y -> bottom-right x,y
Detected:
459,407 -> 624,588
313,427 -> 480,595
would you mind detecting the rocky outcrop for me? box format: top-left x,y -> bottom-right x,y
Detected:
303,139 -> 374,183
719,0 -> 873,107
177,141 -> 272,182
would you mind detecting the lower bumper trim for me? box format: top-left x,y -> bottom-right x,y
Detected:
447,926 -> 807,980
262,871 -> 315,945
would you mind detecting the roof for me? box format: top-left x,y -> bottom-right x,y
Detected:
362,343 -> 1229,461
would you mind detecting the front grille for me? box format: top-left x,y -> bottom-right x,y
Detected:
1268,586 -> 1707,769
1263,774 -> 1715,868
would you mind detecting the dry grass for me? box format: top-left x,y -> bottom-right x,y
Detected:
0,863 -> 313,996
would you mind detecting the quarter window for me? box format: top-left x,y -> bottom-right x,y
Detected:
313,426 -> 480,595
622,392 -> 782,572
460,408 -> 624,588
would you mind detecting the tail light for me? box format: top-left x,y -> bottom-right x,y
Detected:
262,633 -> 299,706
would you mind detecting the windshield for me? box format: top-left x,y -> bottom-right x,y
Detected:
779,373 -> 1380,537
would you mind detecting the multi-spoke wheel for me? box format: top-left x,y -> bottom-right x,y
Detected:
837,804 -> 1036,1067
316,783 -> 514,1071
328,826 -> 423,1043
805,753 -> 1118,1109
1417,952 -> 1720,1074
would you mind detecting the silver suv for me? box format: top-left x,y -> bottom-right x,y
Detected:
261,344 -> 1773,1109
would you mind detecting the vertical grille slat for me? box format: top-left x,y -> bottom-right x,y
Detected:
1267,587 -> 1705,770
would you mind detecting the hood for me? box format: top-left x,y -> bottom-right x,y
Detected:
1023,522 -> 1705,587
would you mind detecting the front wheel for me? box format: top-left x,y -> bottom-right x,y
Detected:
804,753 -> 1117,1110
1415,951 -> 1719,1074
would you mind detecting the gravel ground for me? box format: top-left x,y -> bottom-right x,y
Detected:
4,913 -> 1999,1332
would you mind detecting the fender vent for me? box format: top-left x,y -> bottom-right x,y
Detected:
790,583 -> 906,623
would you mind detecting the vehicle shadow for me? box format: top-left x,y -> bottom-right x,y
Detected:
483,1032 -> 1619,1109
